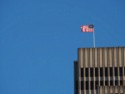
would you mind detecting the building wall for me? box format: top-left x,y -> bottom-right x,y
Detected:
99,86 -> 125,94
74,47 -> 125,94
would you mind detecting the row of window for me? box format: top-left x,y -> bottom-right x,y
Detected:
81,67 -> 125,77
80,80 -> 123,90
82,77 -> 123,81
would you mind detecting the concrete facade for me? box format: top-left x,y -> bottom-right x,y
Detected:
74,47 -> 125,94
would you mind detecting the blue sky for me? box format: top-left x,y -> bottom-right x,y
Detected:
0,0 -> 125,94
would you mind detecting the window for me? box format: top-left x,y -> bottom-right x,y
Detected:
124,67 -> 125,75
105,81 -> 108,85
115,67 -> 118,76
120,80 -> 123,85
110,67 -> 113,77
120,76 -> 123,80
100,68 -> 103,77
100,81 -> 103,85
95,81 -> 98,87
115,80 -> 118,85
90,68 -> 93,77
81,81 -> 84,90
95,81 -> 98,89
110,80 -> 113,86
75,80 -> 78,90
95,68 -> 98,77
105,77 -> 108,80
119,67 -> 123,76
105,68 -> 108,77
90,81 -> 94,90
85,68 -> 89,77
86,81 -> 89,90
81,68 -> 83,77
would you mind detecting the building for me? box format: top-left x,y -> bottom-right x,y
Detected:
74,47 -> 125,94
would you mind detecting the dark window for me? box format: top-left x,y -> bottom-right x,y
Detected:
90,68 -> 93,77
95,68 -> 98,77
120,80 -> 123,85
110,67 -> 113,77
115,80 -> 118,85
85,68 -> 89,77
100,81 -> 103,86
105,68 -> 108,77
124,67 -> 125,75
105,77 -> 108,80
86,91 -> 89,94
95,81 -> 98,87
75,80 -> 78,90
120,76 -> 123,80
95,81 -> 98,89
86,81 -> 89,90
115,67 -> 118,76
119,67 -> 123,76
81,81 -> 84,90
91,92 -> 94,94
115,76 -> 118,81
110,80 -> 113,86
95,86 -> 98,90
90,81 -> 94,90
100,68 -> 103,77
81,68 -> 83,77
105,81 -> 108,85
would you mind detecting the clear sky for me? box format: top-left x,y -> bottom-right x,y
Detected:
0,0 -> 125,94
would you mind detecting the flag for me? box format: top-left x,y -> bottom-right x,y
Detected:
81,24 -> 94,32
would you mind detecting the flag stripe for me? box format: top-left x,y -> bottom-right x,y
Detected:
81,25 -> 94,32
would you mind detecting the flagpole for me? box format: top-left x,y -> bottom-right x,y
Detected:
93,30 -> 96,48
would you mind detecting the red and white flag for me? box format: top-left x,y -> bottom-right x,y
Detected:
81,24 -> 94,32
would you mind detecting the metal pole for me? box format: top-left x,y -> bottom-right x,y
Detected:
93,30 -> 96,48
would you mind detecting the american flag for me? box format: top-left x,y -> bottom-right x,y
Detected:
81,24 -> 94,32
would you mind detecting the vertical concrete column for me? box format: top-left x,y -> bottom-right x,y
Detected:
97,48 -> 100,88
117,48 -> 120,89
107,48 -> 110,93
93,48 -> 96,94
78,48 -> 82,94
